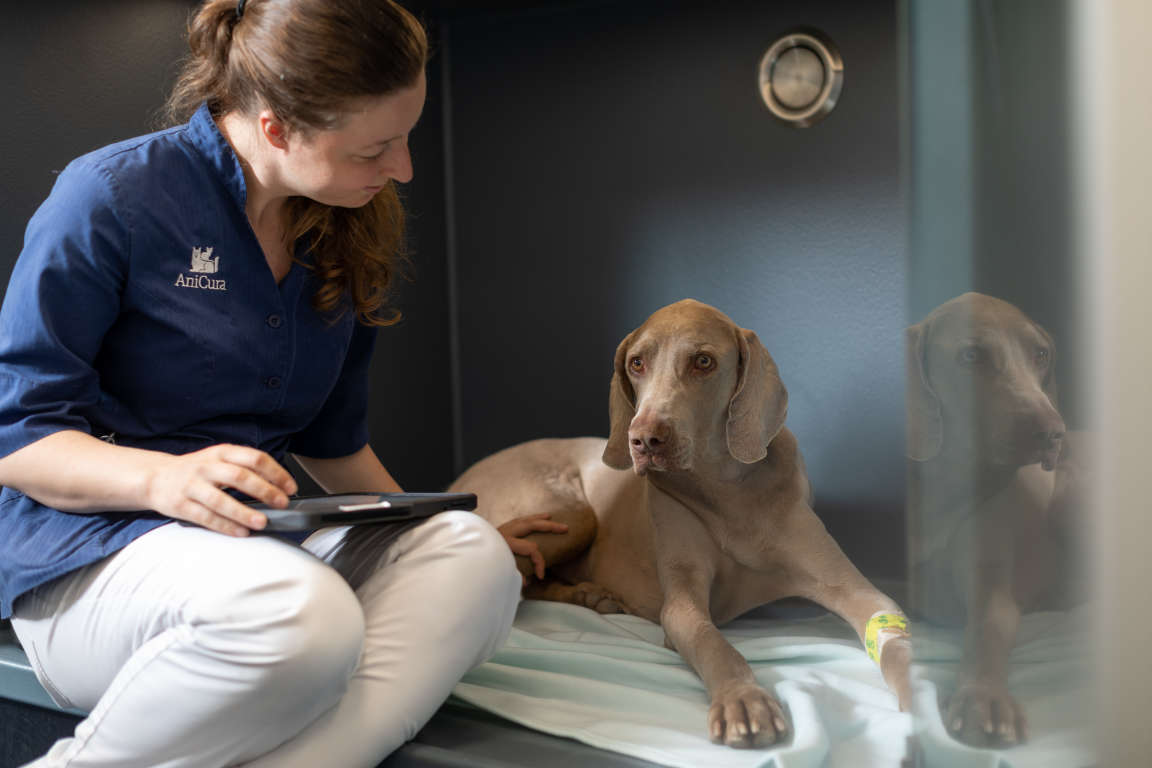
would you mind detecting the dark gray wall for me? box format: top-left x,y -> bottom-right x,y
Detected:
0,1 -> 194,294
369,23 -> 456,492
443,0 -> 907,576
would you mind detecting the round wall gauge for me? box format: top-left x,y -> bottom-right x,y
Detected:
758,30 -> 843,127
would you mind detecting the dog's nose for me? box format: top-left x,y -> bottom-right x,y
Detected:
1034,429 -> 1065,445
630,420 -> 671,452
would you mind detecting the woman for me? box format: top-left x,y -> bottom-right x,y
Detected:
0,1 -> 560,765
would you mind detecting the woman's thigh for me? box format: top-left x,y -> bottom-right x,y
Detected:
12,522 -> 356,711
236,512 -> 520,768
303,511 -> 515,593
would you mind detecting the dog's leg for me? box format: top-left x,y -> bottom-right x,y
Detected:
945,506 -> 1027,746
648,495 -> 789,747
504,502 -> 598,582
523,579 -> 628,614
511,502 -> 630,613
660,561 -> 789,748
948,586 -> 1024,746
780,510 -> 914,712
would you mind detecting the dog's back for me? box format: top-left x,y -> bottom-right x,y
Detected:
451,438 -> 604,529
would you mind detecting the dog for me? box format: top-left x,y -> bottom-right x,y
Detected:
906,292 -> 1090,747
450,299 -> 913,748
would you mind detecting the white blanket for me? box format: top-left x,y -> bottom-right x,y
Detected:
910,608 -> 1095,768
450,601 -> 1094,768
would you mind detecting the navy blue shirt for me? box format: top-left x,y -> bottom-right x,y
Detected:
0,104 -> 377,619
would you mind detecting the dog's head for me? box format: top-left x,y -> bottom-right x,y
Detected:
601,299 -> 788,475
906,292 -> 1064,470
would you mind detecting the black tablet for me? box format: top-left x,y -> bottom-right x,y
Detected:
247,492 -> 478,531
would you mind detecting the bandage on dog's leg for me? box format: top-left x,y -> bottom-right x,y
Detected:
865,610 -> 911,664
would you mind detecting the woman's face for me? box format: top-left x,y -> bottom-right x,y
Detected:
279,71 -> 427,208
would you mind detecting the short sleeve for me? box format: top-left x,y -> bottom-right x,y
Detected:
287,320 -> 378,459
0,161 -> 130,460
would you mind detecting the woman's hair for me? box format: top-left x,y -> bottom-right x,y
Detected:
164,0 -> 428,326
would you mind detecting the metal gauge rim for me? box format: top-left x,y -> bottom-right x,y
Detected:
758,30 -> 844,127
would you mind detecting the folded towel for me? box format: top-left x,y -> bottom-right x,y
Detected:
451,601 -> 1094,768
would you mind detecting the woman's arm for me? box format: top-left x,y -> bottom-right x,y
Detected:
0,430 -> 296,537
291,443 -> 402,494
0,162 -> 297,537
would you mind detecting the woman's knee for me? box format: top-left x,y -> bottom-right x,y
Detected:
422,512 -> 522,652
192,553 -> 365,695
428,512 -> 520,592
271,562 -> 365,667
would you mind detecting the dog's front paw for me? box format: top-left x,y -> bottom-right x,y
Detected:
946,679 -> 1028,746
570,582 -> 627,614
708,683 -> 788,748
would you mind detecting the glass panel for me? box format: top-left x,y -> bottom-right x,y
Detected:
904,1 -> 1096,764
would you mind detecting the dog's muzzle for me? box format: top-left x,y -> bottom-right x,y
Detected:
628,417 -> 691,475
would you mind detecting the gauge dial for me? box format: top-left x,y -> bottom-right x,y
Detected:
771,46 -> 825,109
758,30 -> 843,127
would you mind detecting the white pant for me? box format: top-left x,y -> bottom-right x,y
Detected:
11,512 -> 522,768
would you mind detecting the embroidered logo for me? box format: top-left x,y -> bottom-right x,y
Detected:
174,246 -> 227,291
189,246 -> 219,273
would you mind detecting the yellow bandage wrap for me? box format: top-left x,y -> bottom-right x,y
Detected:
864,612 -> 909,664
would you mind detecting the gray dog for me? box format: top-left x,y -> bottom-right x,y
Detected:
450,299 -> 912,748
906,292 -> 1090,746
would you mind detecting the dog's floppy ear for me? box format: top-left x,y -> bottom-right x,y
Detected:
726,329 -> 788,464
602,330 -> 637,469
1035,322 -> 1060,407
905,321 -> 943,461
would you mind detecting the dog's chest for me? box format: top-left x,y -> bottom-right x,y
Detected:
693,505 -> 783,571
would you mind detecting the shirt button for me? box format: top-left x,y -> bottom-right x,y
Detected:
266,376 -> 282,389
266,314 -> 283,328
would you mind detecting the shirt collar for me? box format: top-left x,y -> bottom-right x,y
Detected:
185,102 -> 317,271
186,102 -> 249,212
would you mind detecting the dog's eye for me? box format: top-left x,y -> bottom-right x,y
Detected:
958,346 -> 984,365
628,356 -> 644,374
1035,348 -> 1051,366
694,354 -> 714,371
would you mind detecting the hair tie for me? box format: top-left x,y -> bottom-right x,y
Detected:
236,0 -> 247,18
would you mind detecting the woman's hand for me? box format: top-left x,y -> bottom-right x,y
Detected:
497,513 -> 569,583
145,444 -> 298,537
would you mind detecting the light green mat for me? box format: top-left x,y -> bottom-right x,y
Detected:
451,601 -> 1095,768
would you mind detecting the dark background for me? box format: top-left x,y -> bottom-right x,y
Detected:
2,0 -> 1077,592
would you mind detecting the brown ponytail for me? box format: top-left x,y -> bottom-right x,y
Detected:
164,0 -> 428,326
